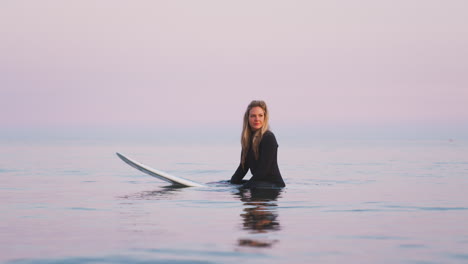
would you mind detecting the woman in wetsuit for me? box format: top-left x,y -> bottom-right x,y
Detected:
230,100 -> 285,188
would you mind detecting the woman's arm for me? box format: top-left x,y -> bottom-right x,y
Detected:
230,163 -> 248,184
230,151 -> 249,184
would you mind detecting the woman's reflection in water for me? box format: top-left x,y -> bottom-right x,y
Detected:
234,187 -> 283,248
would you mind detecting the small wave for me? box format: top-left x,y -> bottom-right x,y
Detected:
325,209 -> 383,213
399,244 -> 427,249
138,248 -> 261,258
433,162 -> 468,165
62,170 -> 88,176
7,255 -> 214,264
449,253 -> 468,260
385,205 -> 468,211
339,235 -> 408,240
65,207 -> 100,211
0,168 -> 17,173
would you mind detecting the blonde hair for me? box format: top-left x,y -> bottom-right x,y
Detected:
241,100 -> 270,168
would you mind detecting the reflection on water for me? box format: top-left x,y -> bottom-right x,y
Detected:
120,186 -> 185,200
233,188 -> 283,248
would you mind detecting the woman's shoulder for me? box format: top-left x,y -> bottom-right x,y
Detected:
263,130 -> 275,138
262,130 -> 278,144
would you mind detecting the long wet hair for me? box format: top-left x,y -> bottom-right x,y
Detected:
241,100 -> 270,168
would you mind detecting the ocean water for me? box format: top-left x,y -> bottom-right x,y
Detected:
1,138 -> 468,264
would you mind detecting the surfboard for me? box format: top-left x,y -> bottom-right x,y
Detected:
116,152 -> 207,187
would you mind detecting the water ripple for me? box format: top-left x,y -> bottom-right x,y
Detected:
385,205 -> 468,211
8,256 -> 214,264
339,235 -> 409,240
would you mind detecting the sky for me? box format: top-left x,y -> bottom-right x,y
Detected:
1,1 -> 467,140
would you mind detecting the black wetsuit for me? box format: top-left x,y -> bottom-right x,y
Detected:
230,131 -> 285,188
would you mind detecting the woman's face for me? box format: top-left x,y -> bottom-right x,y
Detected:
248,106 -> 265,131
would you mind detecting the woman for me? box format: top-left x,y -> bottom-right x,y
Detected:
230,100 -> 286,188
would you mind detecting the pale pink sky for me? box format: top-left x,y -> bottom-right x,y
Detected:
1,1 -> 467,132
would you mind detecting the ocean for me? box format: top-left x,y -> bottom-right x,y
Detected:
1,136 -> 468,263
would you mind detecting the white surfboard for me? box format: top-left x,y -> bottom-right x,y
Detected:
116,152 -> 207,187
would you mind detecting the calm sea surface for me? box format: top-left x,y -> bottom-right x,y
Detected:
1,138 -> 468,263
